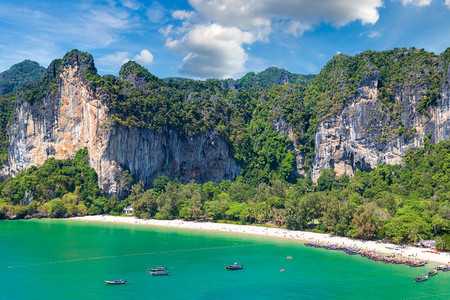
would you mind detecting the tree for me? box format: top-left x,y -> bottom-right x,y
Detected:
351,203 -> 377,240
47,198 -> 67,217
317,169 -> 335,191
132,190 -> 157,218
385,207 -> 431,243
153,175 -> 169,194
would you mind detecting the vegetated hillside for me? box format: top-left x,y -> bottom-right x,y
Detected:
2,48 -> 449,187
0,60 -> 45,164
223,67 -> 315,90
0,148 -> 107,218
0,93 -> 15,165
0,60 -> 45,95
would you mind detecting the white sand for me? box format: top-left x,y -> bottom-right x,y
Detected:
68,215 -> 450,266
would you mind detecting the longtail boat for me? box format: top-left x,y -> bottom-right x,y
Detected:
414,275 -> 428,282
150,271 -> 169,276
225,263 -> 244,270
147,267 -> 167,272
104,280 -> 126,285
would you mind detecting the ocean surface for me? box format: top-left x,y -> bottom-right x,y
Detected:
1,219 -> 448,299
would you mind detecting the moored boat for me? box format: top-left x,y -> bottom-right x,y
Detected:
414,275 -> 428,282
147,267 -> 167,272
150,270 -> 169,276
105,279 -> 126,284
225,263 -> 244,270
428,270 -> 437,276
436,265 -> 447,270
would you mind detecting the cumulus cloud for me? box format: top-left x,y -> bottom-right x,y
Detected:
166,0 -> 383,78
133,49 -> 154,65
401,0 -> 431,6
446,0 -> 450,8
166,24 -> 254,78
189,0 -> 382,28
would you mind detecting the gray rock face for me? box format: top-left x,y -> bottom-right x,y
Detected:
312,70 -> 450,181
98,126 -> 241,196
1,52 -> 240,196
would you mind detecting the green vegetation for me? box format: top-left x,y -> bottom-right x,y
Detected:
129,140 -> 450,249
0,61 -> 45,165
223,67 -> 315,90
0,60 -> 45,95
0,92 -> 15,165
0,148 -> 126,218
6,48 -> 449,179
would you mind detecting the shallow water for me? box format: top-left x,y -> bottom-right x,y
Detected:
1,219 -> 448,299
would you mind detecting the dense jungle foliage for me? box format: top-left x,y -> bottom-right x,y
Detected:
0,148 -> 125,218
0,60 -> 45,95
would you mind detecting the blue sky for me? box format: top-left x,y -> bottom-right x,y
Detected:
0,0 -> 449,79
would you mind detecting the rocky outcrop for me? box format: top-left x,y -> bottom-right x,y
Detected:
2,51 -> 240,196
312,70 -> 450,181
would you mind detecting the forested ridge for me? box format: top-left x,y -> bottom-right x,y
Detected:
0,48 -> 448,248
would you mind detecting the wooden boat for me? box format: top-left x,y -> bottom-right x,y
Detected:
104,280 -> 126,285
428,270 -> 437,276
436,265 -> 447,270
150,271 -> 169,276
414,275 -> 428,282
225,263 -> 244,270
147,267 -> 167,272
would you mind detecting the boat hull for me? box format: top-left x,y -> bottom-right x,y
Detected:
104,280 -> 126,285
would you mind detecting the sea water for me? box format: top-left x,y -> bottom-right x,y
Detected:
0,220 -> 448,299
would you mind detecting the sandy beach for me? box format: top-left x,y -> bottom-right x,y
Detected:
69,215 -> 450,266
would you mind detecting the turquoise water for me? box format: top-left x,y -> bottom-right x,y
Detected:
0,220 -> 448,299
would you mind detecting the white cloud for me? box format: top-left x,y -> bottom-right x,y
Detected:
166,24 -> 255,78
189,0 -> 382,28
172,10 -> 196,20
146,2 -> 167,23
445,0 -> 450,8
97,50 -> 154,73
368,31 -> 381,38
165,0 -> 384,78
401,0 -> 431,6
120,0 -> 141,10
159,25 -> 173,37
133,49 -> 154,65
97,51 -> 130,67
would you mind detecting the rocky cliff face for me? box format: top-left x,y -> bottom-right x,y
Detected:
2,52 -> 240,196
311,69 -> 450,181
3,49 -> 449,190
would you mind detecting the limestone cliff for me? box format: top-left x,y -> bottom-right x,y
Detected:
311,69 -> 450,181
2,51 -> 240,196
2,48 -> 449,190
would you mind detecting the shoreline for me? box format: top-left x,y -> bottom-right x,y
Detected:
68,215 -> 450,266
